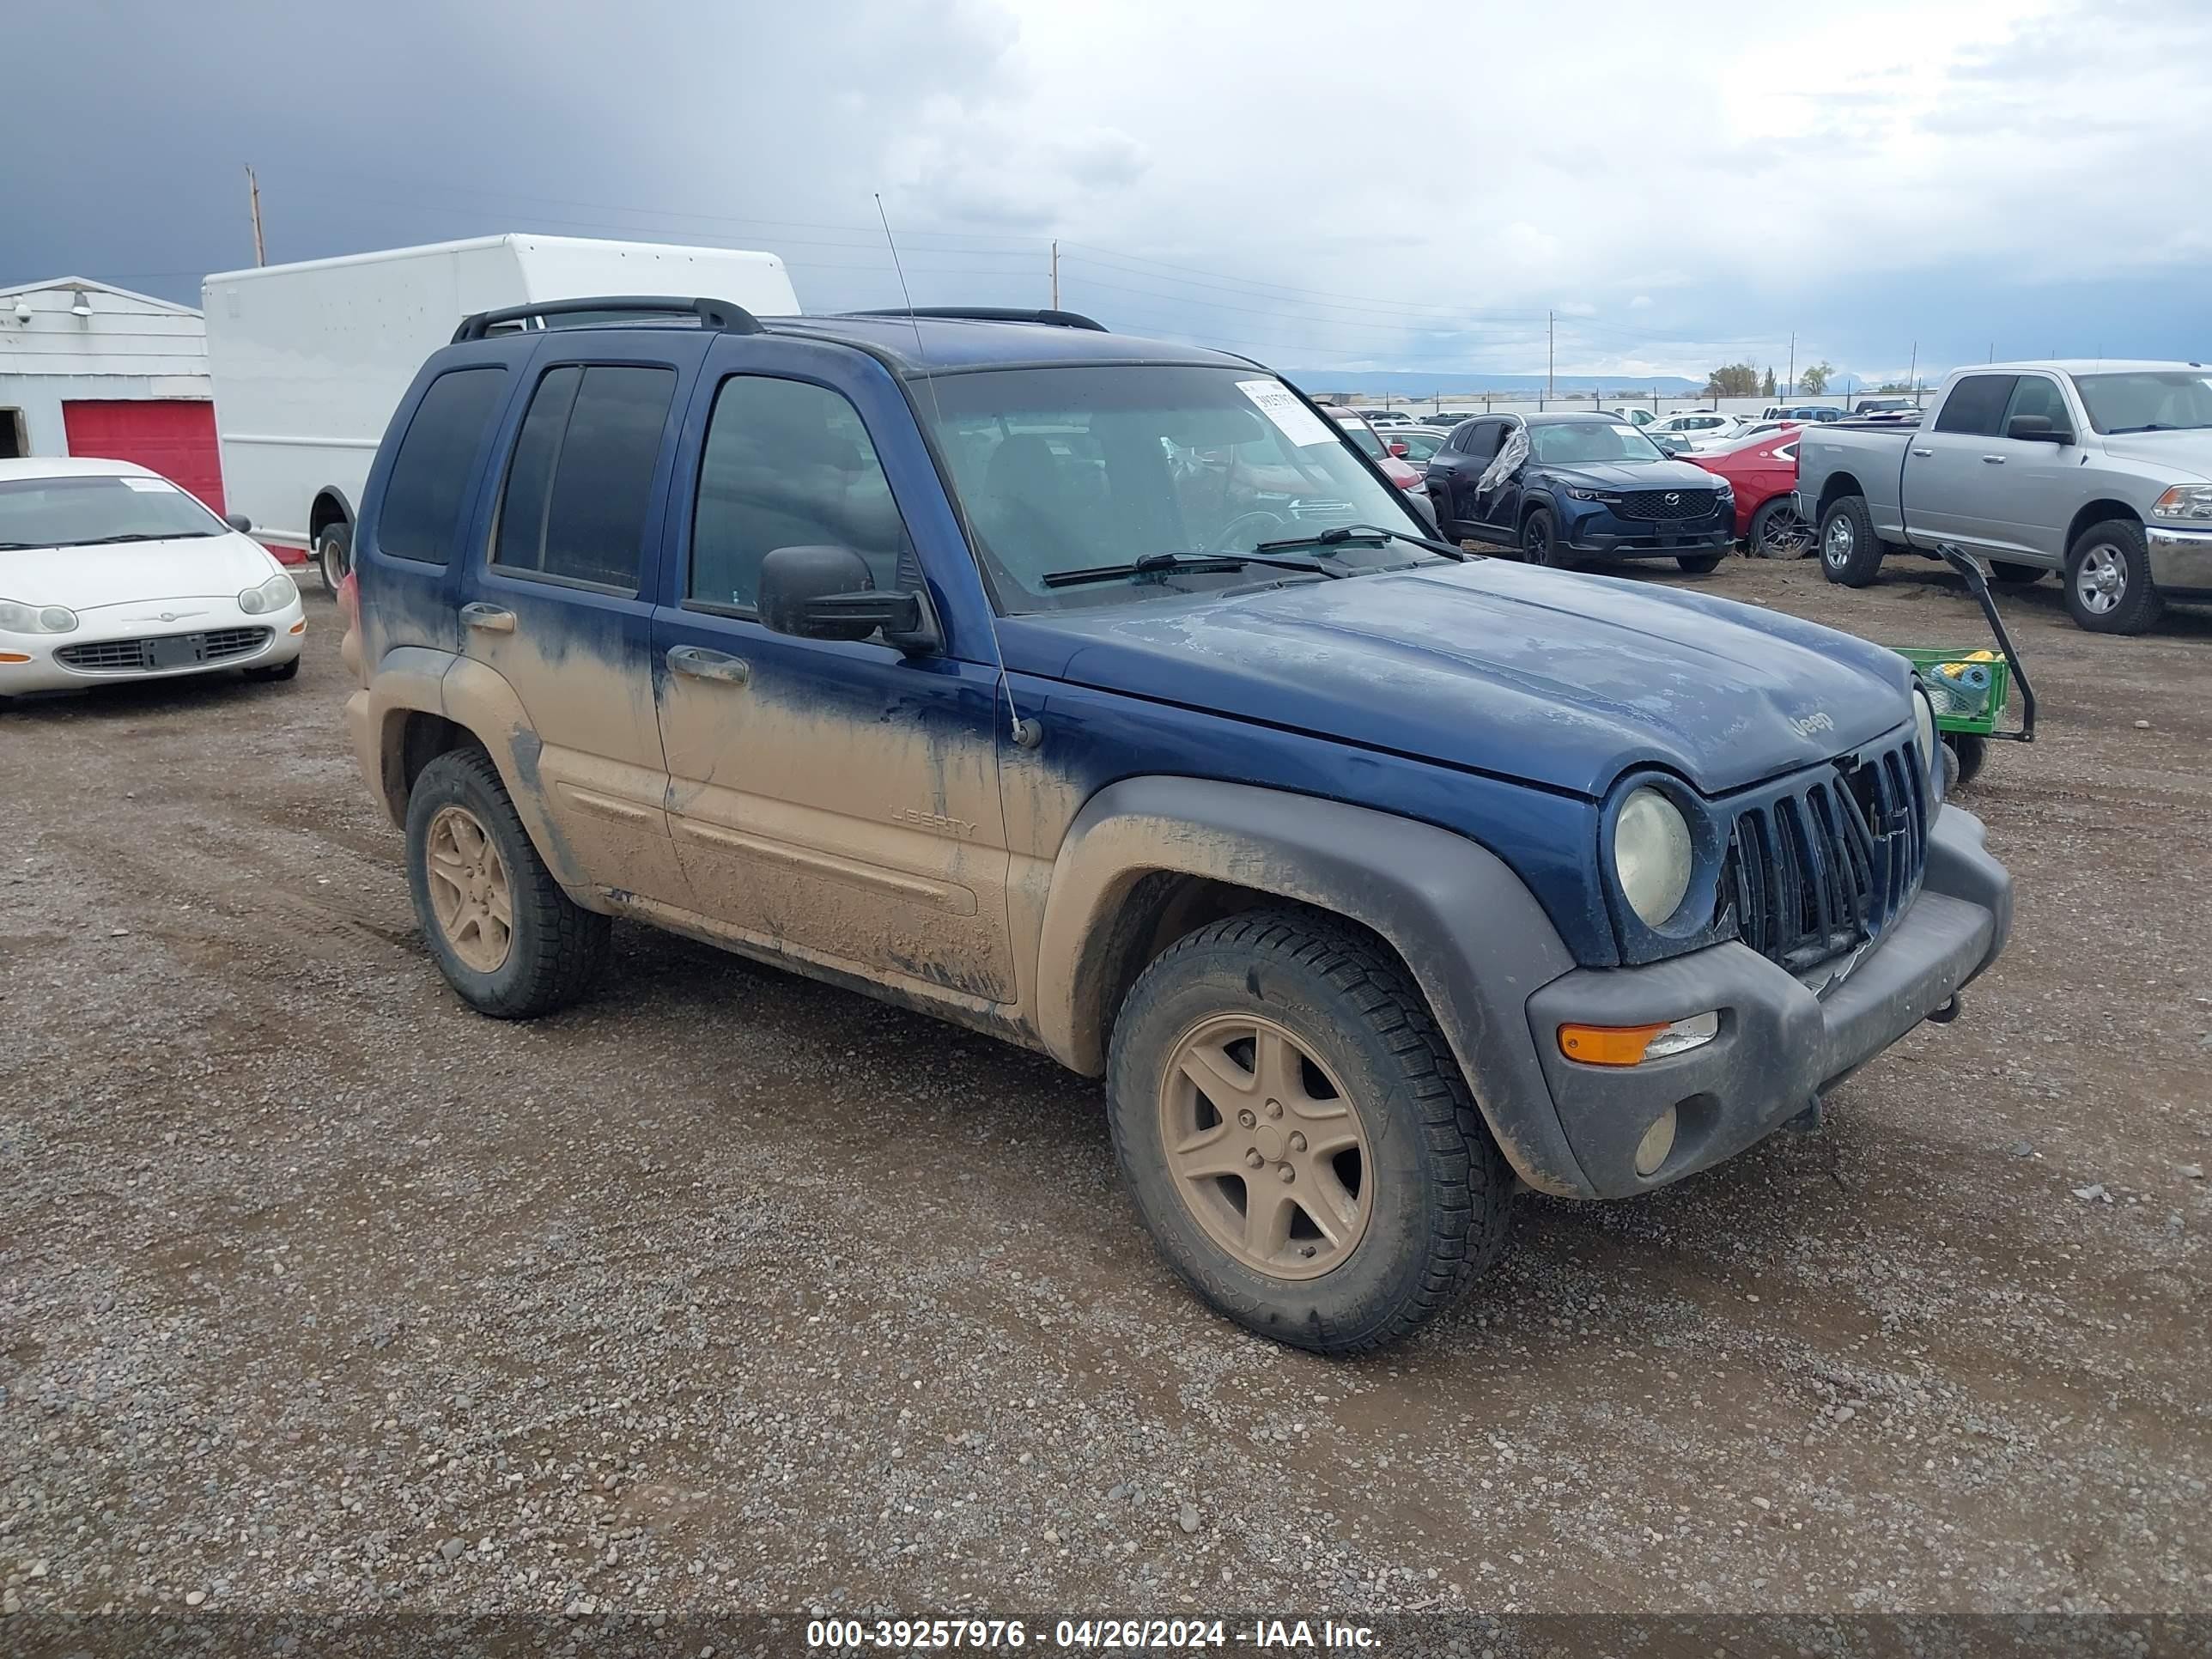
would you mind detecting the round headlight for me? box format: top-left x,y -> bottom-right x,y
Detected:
239,572 -> 296,615
0,599 -> 77,634
1614,787 -> 1694,927
1912,687 -> 1939,787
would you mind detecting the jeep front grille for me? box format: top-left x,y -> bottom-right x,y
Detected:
1614,488 -> 1717,522
55,628 -> 271,674
1721,738 -> 1929,975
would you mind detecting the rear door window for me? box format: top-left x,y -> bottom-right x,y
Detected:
378,367 -> 507,564
1933,375 -> 2019,436
493,364 -> 676,592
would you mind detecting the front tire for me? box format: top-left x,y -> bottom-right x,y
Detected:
404,747 -> 610,1018
2063,519 -> 2162,634
318,521 -> 352,596
243,659 -> 300,683
1818,495 -> 1885,586
1520,507 -> 1568,568
1105,909 -> 1514,1355
1675,552 -> 1724,574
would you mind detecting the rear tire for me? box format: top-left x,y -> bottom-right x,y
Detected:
2063,519 -> 2161,634
318,521 -> 352,596
1520,507 -> 1568,568
1989,560 -> 2045,585
1105,908 -> 1514,1355
1818,495 -> 1885,586
1674,553 -> 1724,574
404,747 -> 610,1018
1750,495 -> 1812,559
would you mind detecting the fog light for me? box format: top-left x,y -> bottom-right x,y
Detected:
1635,1106 -> 1678,1177
1559,1012 -> 1719,1067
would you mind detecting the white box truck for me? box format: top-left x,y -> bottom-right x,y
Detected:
203,235 -> 800,590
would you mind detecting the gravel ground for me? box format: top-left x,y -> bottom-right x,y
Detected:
3,555 -> 2209,1634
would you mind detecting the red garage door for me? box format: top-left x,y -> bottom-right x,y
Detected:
61,399 -> 225,514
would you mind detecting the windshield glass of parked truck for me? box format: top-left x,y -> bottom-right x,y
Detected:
2071,371 -> 2212,434
0,475 -> 227,550
1527,422 -> 1668,465
922,365 -> 1436,612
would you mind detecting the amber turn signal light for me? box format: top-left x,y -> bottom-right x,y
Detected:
1558,1023 -> 1669,1066
1559,1012 -> 1721,1067
0,652 -> 30,664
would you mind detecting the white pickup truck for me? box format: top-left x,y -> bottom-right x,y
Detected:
1793,360 -> 2212,632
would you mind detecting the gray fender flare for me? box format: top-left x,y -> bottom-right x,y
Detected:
1033,776 -> 1592,1195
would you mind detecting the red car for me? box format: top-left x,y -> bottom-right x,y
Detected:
1686,424 -> 1811,557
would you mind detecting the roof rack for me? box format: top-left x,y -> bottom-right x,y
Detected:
850,306 -> 1109,333
451,295 -> 765,343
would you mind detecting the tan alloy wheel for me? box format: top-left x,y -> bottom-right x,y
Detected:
425,805 -> 514,974
1158,1012 -> 1373,1280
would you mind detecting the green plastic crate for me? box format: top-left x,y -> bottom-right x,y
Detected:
1893,647 -> 2012,737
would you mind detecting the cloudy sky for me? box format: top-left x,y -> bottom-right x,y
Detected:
8,0 -> 2207,388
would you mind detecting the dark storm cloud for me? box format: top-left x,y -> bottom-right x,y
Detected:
3,0 -> 1035,309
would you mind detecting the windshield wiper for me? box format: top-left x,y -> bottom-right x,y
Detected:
1042,551 -> 1344,589
67,532 -> 194,546
1255,522 -> 1469,562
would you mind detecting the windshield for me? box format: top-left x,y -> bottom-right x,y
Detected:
2070,370 -> 2212,434
921,365 -> 1437,613
0,474 -> 227,550
1527,422 -> 1668,465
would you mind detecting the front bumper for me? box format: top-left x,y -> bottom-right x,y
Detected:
0,600 -> 305,693
1561,507 -> 1735,561
2147,522 -> 2212,593
1519,805 -> 2011,1198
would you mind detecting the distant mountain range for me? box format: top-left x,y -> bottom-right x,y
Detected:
1282,370 -> 1706,398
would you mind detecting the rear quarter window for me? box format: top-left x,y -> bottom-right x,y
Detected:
377,368 -> 507,565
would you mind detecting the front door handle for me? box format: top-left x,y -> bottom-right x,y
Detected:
1911,447 -> 1933,457
666,644 -> 750,685
459,603 -> 515,634
1981,455 -> 2006,465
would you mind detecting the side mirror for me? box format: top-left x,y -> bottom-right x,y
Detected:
223,512 -> 253,533
757,544 -> 938,653
2006,415 -> 2071,443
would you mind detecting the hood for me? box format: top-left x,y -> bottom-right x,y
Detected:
0,532 -> 280,613
2094,431 -> 2212,480
1540,458 -> 1722,492
1002,560 -> 1913,799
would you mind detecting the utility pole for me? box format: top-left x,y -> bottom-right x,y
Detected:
1907,340 -> 1917,394
245,163 -> 266,266
1049,240 -> 1059,310
1547,310 -> 1555,399
1788,331 -> 1795,397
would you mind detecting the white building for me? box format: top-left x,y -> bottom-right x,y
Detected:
0,276 -> 224,509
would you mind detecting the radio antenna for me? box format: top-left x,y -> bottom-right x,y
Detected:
873,193 -> 1042,750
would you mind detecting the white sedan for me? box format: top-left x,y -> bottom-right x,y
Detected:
0,458 -> 305,700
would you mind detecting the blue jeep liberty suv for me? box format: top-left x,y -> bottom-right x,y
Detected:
340,296 -> 2013,1353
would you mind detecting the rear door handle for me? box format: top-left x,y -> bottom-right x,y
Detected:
666,644 -> 750,685
1981,455 -> 2006,465
459,603 -> 515,634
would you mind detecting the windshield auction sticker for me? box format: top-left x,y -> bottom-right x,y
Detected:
1237,379 -> 1340,447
